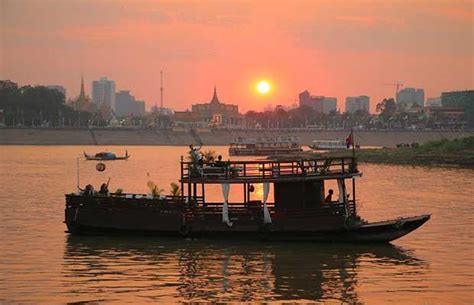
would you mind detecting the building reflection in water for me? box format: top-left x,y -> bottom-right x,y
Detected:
63,236 -> 427,303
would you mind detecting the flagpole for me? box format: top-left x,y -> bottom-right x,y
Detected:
352,127 -> 355,159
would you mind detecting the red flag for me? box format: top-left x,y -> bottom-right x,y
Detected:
346,131 -> 353,148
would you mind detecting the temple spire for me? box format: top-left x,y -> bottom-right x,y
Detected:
210,85 -> 220,104
79,74 -> 86,100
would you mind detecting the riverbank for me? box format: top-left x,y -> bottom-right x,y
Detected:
0,128 -> 473,147
318,137 -> 474,167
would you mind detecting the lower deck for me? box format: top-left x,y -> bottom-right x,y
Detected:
65,194 -> 429,242
65,194 -> 351,233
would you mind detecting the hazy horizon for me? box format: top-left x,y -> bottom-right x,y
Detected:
1,0 -> 473,112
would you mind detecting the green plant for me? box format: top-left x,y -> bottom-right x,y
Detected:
170,182 -> 181,197
201,149 -> 217,163
187,149 -> 201,177
147,180 -> 164,198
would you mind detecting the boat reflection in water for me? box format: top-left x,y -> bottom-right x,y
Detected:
63,236 -> 427,303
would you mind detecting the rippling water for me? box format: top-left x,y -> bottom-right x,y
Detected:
0,146 -> 473,304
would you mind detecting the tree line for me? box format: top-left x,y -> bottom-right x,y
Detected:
0,80 -> 107,127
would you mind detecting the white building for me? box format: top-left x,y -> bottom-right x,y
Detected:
345,96 -> 370,113
397,87 -> 424,108
92,77 -> 116,111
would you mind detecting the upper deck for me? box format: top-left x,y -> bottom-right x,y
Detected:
180,156 -> 360,184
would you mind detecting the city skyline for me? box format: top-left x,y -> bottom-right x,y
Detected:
2,0 -> 473,113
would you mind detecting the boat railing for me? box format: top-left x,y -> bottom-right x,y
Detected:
183,202 -> 346,219
66,192 -> 195,206
181,157 -> 358,182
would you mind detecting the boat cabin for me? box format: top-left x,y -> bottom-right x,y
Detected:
179,156 -> 360,229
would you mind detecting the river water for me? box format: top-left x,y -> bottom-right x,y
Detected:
0,146 -> 473,304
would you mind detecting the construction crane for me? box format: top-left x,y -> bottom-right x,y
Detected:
382,82 -> 404,100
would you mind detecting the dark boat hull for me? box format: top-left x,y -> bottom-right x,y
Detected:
65,204 -> 429,243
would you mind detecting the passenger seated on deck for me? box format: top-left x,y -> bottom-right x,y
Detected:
325,189 -> 334,203
215,155 -> 225,167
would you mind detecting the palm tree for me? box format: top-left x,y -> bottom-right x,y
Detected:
169,182 -> 181,197
201,149 -> 217,163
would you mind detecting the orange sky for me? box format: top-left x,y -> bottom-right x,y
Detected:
1,0 -> 473,113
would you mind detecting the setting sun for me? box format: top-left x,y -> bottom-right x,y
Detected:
256,80 -> 271,94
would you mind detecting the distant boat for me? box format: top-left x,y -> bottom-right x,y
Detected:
229,136 -> 303,156
310,140 -> 349,150
84,150 -> 130,161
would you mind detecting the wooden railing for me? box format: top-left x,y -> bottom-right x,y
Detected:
181,157 -> 358,181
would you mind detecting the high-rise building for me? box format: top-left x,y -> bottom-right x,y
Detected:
115,90 -> 146,116
396,88 -> 424,108
135,100 -> 146,115
441,90 -> 474,127
298,90 -> 337,114
345,96 -> 370,113
92,77 -> 116,110
46,85 -> 66,99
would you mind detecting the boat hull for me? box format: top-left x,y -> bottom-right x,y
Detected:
84,156 -> 130,161
65,203 -> 429,243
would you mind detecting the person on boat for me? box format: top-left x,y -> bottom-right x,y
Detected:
99,183 -> 109,196
83,184 -> 95,196
325,189 -> 334,203
215,155 -> 225,167
189,144 -> 203,163
98,178 -> 111,196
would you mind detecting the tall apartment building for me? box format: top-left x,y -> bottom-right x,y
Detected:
396,88 -> 424,108
345,96 -> 370,113
92,77 -> 116,110
441,90 -> 474,127
115,90 -> 146,116
299,90 -> 337,114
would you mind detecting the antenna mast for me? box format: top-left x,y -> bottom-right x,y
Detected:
160,70 -> 163,114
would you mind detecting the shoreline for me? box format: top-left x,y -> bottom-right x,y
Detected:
1,128 -> 473,147
319,148 -> 474,168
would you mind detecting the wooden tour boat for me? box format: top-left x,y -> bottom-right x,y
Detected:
229,136 -> 302,156
65,153 -> 430,243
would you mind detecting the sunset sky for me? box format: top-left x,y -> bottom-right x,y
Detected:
1,0 -> 473,113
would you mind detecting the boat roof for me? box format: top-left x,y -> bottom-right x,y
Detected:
180,156 -> 360,184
